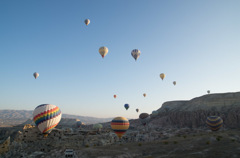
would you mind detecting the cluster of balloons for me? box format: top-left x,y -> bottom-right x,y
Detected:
30,19 -> 182,139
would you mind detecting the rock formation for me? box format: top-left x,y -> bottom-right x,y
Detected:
150,92 -> 240,129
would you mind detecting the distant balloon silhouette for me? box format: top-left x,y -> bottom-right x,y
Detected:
139,113 -> 150,126
84,19 -> 90,26
99,46 -> 108,58
124,104 -> 129,110
114,95 -> 117,98
131,49 -> 141,61
143,93 -> 146,97
160,73 -> 165,80
33,72 -> 39,79
207,90 -> 210,94
76,121 -> 82,128
136,109 -> 139,113
173,81 -> 176,85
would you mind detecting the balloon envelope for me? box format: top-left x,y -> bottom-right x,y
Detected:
114,95 -> 117,98
206,116 -> 223,131
111,117 -> 129,138
207,90 -> 210,94
173,81 -> 176,85
160,73 -> 165,80
143,93 -> 146,97
124,104 -> 129,110
84,19 -> 90,25
76,121 -> 82,128
136,109 -> 139,113
33,72 -> 39,79
139,113 -> 150,126
99,46 -> 108,58
131,49 -> 141,61
93,123 -> 103,130
33,104 -> 62,134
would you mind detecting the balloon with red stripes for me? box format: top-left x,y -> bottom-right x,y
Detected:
33,104 -> 62,135
111,117 -> 129,138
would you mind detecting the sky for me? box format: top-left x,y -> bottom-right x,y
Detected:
0,0 -> 240,119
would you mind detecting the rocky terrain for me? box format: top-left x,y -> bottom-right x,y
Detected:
0,91 -> 240,158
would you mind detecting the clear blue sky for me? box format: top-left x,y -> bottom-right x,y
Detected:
0,0 -> 240,118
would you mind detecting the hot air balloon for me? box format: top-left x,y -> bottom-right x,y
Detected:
136,109 -> 139,113
76,121 -> 82,128
84,19 -> 90,26
111,117 -> 129,139
151,110 -> 158,117
160,73 -> 165,80
206,116 -> 223,131
124,104 -> 129,110
143,93 -> 146,97
207,90 -> 210,94
139,113 -> 150,126
131,49 -> 141,61
33,104 -> 62,137
33,72 -> 39,79
99,46 -> 108,58
114,95 -> 117,98
173,81 -> 176,85
93,123 -> 103,130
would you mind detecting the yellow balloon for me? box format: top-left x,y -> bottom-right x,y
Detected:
160,73 -> 165,80
111,117 -> 129,138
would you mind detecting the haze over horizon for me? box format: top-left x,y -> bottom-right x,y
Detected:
0,0 -> 239,118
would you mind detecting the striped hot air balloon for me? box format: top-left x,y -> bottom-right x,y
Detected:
111,117 -> 129,139
33,104 -> 62,137
206,116 -> 223,131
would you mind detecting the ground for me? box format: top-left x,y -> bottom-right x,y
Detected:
66,129 -> 240,158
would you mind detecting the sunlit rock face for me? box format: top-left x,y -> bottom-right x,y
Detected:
148,92 -> 240,129
0,137 -> 10,154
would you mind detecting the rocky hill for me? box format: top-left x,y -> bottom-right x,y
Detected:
0,110 -> 112,126
146,92 -> 240,129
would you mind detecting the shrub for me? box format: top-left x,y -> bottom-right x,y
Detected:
173,141 -> 178,144
163,141 -> 168,145
85,144 -> 89,148
138,143 -> 142,146
206,141 -> 210,145
183,135 -> 187,138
